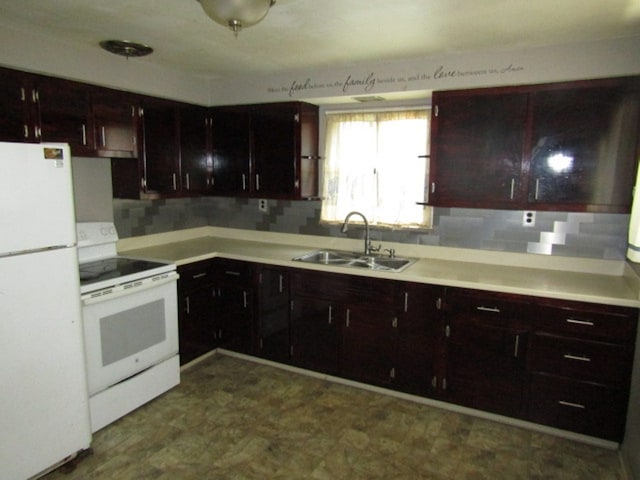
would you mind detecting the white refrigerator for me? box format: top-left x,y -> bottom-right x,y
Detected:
0,142 -> 91,479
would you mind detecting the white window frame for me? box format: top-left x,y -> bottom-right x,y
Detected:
319,103 -> 433,229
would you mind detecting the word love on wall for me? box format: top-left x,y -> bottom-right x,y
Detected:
268,63 -> 525,98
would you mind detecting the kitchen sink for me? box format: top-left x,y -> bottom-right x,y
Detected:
292,250 -> 416,272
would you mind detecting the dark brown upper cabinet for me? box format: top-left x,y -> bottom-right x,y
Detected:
91,88 -> 138,158
179,104 -> 213,195
139,96 -> 180,197
429,77 -> 640,212
210,102 -> 319,200
210,105 -> 251,195
36,77 -> 93,156
0,68 -> 37,143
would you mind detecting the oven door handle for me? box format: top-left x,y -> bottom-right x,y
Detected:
82,272 -> 180,306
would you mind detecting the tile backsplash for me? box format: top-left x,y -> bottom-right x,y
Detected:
113,197 -> 630,260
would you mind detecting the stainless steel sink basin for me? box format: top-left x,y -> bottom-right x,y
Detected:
292,250 -> 416,272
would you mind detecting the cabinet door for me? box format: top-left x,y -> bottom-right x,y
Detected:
179,104 -> 211,195
179,285 -> 216,364
211,106 -> 250,194
257,267 -> 290,362
394,283 -> 443,396
141,97 -> 180,195
444,289 -> 531,418
251,104 -> 297,197
291,295 -> 340,375
430,89 -> 528,208
341,306 -> 398,387
0,68 -> 35,142
91,88 -> 138,158
37,77 -> 93,155
212,259 -> 255,353
177,261 -> 217,364
528,79 -> 640,211
216,285 -> 253,354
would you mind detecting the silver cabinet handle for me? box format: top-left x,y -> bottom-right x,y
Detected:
566,318 -> 594,326
172,173 -> 177,191
328,305 -> 332,324
186,173 -> 190,190
509,178 -> 515,199
185,295 -> 190,314
559,400 -> 585,409
101,126 -> 106,147
243,290 -> 248,308
225,270 -> 241,276
192,272 -> 207,279
476,306 -> 501,313
563,354 -> 591,362
242,173 -> 247,191
534,178 -> 540,200
346,308 -> 350,327
81,124 -> 87,145
23,125 -> 29,139
278,274 -> 284,293
514,334 -> 520,357
256,174 -> 260,191
404,292 -> 408,313
392,317 -> 398,328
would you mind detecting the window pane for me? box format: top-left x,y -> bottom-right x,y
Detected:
321,108 -> 431,228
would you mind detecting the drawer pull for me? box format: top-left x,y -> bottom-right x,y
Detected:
566,318 -> 594,326
563,354 -> 591,362
559,400 -> 585,409
514,334 -> 520,358
192,272 -> 207,279
225,270 -> 241,276
476,306 -> 501,313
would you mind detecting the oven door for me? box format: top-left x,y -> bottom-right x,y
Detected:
82,272 -> 179,396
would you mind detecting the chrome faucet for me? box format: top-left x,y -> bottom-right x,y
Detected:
340,211 -> 379,256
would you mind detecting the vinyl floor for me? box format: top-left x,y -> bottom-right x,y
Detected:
43,353 -> 626,479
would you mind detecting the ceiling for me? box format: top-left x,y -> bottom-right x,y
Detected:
0,0 -> 639,83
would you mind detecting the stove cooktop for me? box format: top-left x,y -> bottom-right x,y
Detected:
79,256 -> 175,294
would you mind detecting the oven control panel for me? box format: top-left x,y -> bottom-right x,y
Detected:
76,222 -> 119,247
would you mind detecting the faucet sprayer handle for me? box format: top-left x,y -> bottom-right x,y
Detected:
384,248 -> 396,258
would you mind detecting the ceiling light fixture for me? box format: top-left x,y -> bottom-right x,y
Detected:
198,0 -> 276,37
99,40 -> 153,59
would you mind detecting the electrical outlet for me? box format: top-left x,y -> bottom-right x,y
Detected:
258,199 -> 268,212
522,211 -> 536,227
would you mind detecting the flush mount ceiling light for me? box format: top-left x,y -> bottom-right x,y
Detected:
99,40 -> 153,58
198,0 -> 276,37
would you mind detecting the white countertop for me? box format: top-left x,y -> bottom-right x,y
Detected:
118,227 -> 640,308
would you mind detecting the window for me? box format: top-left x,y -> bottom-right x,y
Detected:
320,108 -> 431,228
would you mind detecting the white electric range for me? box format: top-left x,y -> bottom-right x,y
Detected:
76,222 -> 180,432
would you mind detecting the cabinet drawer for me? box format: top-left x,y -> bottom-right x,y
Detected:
212,258 -> 254,286
178,260 -> 215,291
533,301 -> 637,343
529,373 -> 628,441
447,289 -> 529,319
530,333 -> 633,385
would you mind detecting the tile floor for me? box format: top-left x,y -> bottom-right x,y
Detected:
44,354 -> 626,479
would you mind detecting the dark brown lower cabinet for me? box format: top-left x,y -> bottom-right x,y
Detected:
177,260 -> 217,365
176,258 -> 637,442
341,305 -> 398,387
290,295 -> 340,375
212,259 -> 254,355
527,298 -> 638,441
442,289 -> 531,418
